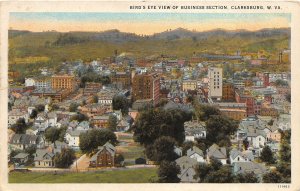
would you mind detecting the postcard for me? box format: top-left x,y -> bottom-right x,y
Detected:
0,0 -> 300,191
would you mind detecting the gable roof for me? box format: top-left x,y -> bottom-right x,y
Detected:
187,146 -> 204,157
234,161 -> 267,175
10,134 -> 39,145
90,142 -> 116,162
13,152 -> 29,159
34,149 -> 55,161
230,148 -> 254,161
207,144 -> 227,159
175,156 -> 198,168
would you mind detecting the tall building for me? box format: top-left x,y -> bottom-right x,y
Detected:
51,74 -> 76,91
208,67 -> 223,100
110,71 -> 131,89
132,73 -> 160,106
222,82 -> 235,101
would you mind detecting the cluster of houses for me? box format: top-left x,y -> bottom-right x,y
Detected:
177,113 -> 290,183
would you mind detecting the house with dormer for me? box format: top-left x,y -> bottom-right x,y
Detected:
229,148 -> 254,164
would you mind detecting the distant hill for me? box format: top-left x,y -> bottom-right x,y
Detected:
8,27 -> 290,64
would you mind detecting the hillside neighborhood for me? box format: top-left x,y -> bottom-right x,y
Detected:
7,27 -> 291,183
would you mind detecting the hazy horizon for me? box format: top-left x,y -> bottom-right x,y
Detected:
10,13 -> 291,35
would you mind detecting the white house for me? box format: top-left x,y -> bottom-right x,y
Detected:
229,148 -> 254,164
187,146 -> 205,163
25,78 -> 35,87
206,144 -> 227,165
47,112 -> 57,127
34,113 -> 49,131
246,133 -> 266,149
174,146 -> 183,157
8,110 -> 29,126
65,130 -> 86,149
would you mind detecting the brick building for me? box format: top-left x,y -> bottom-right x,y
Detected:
132,73 -> 160,106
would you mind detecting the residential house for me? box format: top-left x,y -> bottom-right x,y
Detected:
175,156 -> 200,183
229,148 -> 254,164
187,146 -> 205,163
65,130 -> 86,149
76,121 -> 90,131
89,142 -> 116,167
34,149 -> 55,167
267,129 -> 281,142
8,109 -> 29,126
90,115 -> 110,128
116,119 -> 130,132
246,131 -> 266,149
184,121 -> 206,142
34,113 -> 49,132
174,146 -> 183,157
206,144 -> 227,165
47,112 -> 57,127
12,153 -> 29,164
10,134 -> 44,150
233,161 -> 267,182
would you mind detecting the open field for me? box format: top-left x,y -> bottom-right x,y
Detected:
9,167 -> 158,183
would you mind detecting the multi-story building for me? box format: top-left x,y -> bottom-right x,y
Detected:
51,74 -> 76,91
110,71 -> 131,89
83,82 -> 102,95
222,82 -> 235,101
208,67 -> 223,100
35,77 -> 51,89
132,73 -> 160,106
182,80 -> 197,91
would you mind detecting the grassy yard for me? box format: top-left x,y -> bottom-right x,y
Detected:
9,168 -> 157,183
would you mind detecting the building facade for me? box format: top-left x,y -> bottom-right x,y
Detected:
132,73 -> 160,106
208,67 -> 223,100
51,74 -> 76,91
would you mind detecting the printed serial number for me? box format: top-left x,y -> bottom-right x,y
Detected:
278,185 -> 290,189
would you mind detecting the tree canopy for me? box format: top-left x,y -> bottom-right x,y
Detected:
54,148 -> 76,168
157,160 -> 181,183
260,145 -> 276,164
10,118 -> 28,134
79,129 -> 117,153
107,114 -> 118,132
132,108 -> 192,146
148,136 -> 179,163
112,95 -> 129,115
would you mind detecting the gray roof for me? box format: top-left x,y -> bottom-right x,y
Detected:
175,156 -> 198,168
66,130 -> 86,137
90,142 -> 116,162
230,148 -> 254,161
10,134 -> 39,145
34,149 -> 55,161
13,152 -> 29,159
207,144 -> 227,159
233,162 -> 267,175
187,146 -> 204,157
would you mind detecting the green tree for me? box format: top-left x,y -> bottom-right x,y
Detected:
204,165 -> 234,183
112,95 -> 129,115
54,148 -> 76,168
263,171 -> 283,183
30,109 -> 38,119
260,145 -> 276,164
157,160 -> 181,183
194,103 -> 220,121
44,127 -> 61,143
132,108 -> 191,146
205,115 -> 238,146
107,114 -> 118,132
150,136 -> 179,163
71,113 -> 89,122
92,95 -> 99,103
114,154 -> 125,166
36,104 -> 45,112
69,103 -> 79,112
79,129 -> 117,153
25,145 -> 37,156
10,118 -> 28,134
234,172 -> 259,183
